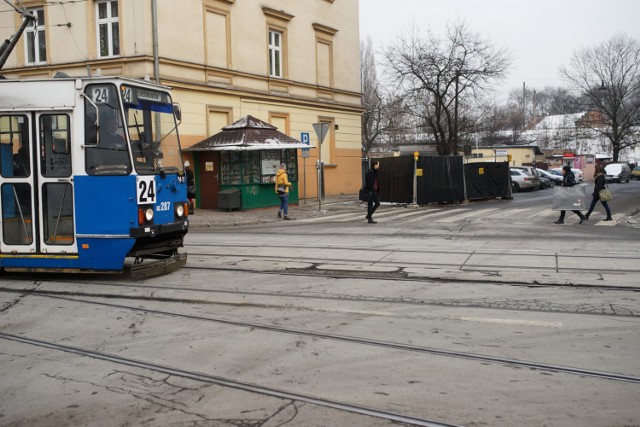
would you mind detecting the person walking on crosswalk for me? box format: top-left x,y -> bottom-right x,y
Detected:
364,161 -> 381,224
585,165 -> 613,221
554,165 -> 587,225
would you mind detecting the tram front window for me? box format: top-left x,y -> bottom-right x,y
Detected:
121,84 -> 183,175
84,84 -> 132,176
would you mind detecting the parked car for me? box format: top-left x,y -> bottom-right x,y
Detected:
537,174 -> 554,189
632,166 -> 640,180
511,166 -> 553,189
538,169 -> 563,185
511,165 -> 539,177
509,168 -> 540,192
604,163 -> 631,183
550,167 -> 584,182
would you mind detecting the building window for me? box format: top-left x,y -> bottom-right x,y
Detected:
269,29 -> 282,78
312,24 -> 337,88
96,0 -> 120,58
25,8 -> 46,65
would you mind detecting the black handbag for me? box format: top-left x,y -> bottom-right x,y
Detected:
358,188 -> 370,202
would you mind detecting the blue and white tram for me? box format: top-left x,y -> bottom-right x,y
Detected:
0,76 -> 189,275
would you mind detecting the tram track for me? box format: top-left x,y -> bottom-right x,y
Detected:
1,274 -> 639,318
0,332 -> 459,427
183,242 -> 640,277
185,261 -> 640,291
2,289 -> 639,384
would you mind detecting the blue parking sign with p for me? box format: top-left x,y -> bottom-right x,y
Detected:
301,132 -> 310,158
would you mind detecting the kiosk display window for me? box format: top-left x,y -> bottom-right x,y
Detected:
221,149 -> 297,185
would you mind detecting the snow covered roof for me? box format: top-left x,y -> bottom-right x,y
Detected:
184,115 -> 315,151
534,113 -> 586,130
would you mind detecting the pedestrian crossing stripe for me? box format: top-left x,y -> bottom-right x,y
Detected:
437,208 -> 502,222
297,206 -> 621,224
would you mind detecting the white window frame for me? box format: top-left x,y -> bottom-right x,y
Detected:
24,8 -> 46,65
268,29 -> 282,78
96,0 -> 120,58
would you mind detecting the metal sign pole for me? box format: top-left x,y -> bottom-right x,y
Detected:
312,123 -> 329,211
300,132 -> 310,204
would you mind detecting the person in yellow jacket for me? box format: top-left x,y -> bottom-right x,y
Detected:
275,163 -> 292,220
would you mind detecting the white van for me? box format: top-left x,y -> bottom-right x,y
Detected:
604,163 -> 631,183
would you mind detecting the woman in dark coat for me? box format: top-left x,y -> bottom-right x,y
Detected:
585,165 -> 612,221
364,161 -> 380,224
554,166 -> 587,224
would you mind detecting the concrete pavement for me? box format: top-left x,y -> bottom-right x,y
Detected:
187,194 -> 363,228
184,196 -> 640,289
186,194 -> 640,229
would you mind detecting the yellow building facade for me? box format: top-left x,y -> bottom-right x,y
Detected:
467,146 -> 542,167
0,0 -> 363,207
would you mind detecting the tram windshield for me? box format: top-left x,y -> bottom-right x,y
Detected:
84,84 -> 132,176
121,84 -> 183,175
83,82 -> 183,176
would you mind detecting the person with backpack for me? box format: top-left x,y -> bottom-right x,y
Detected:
275,164 -> 292,220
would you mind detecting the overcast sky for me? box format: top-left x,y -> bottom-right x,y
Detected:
359,0 -> 640,103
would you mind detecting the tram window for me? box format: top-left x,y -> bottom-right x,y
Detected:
122,84 -> 182,174
84,84 -> 132,175
1,183 -> 33,245
40,114 -> 71,177
42,183 -> 74,246
0,115 -> 30,178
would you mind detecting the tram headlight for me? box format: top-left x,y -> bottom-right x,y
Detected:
175,203 -> 185,218
138,207 -> 154,225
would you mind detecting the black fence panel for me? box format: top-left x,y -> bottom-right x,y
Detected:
417,156 -> 465,204
374,156 -> 414,203
366,156 -> 511,204
464,162 -> 512,200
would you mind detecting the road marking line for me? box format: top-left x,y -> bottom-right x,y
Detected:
460,317 -> 563,327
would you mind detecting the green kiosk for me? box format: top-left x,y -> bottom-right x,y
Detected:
185,116 -> 311,211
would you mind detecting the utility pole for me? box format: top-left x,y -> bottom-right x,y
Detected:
522,82 -> 526,130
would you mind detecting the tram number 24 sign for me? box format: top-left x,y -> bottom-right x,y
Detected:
136,176 -> 156,205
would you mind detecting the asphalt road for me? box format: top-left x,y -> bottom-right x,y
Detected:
1,181 -> 639,426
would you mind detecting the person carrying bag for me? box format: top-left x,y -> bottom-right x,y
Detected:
275,164 -> 292,220
585,165 -> 613,221
553,166 -> 587,225
364,161 -> 381,224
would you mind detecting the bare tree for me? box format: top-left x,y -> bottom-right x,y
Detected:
560,33 -> 640,162
361,37 -> 386,156
378,94 -> 413,151
382,20 -> 511,155
536,87 -> 582,116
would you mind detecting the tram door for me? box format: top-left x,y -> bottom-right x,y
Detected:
0,112 -> 76,255
35,112 -> 76,254
0,114 -> 35,253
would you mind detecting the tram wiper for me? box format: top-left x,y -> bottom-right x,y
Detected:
132,114 -> 165,178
